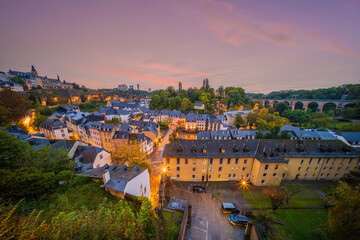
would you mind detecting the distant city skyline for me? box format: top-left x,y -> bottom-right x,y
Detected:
0,0 -> 359,93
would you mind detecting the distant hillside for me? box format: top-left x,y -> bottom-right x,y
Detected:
251,84 -> 360,100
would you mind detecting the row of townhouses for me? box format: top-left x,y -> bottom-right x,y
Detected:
163,139 -> 360,186
5,125 -> 150,200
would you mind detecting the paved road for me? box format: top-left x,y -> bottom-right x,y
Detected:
169,187 -> 245,240
150,125 -> 175,173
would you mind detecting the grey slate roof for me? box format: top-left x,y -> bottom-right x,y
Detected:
163,139 -> 359,162
75,146 -> 105,164
339,132 -> 360,144
40,119 -> 66,130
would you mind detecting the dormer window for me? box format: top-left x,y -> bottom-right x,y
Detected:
201,145 -> 207,153
177,145 -> 183,153
233,144 -> 240,153
191,145 -> 197,153
219,145 -> 225,153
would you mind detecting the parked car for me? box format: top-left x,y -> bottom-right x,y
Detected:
229,215 -> 249,226
221,202 -> 240,214
192,185 -> 206,193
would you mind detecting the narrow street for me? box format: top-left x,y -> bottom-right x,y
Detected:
148,125 -> 175,208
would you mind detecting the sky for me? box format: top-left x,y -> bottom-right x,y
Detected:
0,0 -> 359,93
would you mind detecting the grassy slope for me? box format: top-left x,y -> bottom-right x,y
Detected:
241,184 -> 324,208
272,209 -> 328,240
316,185 -> 335,195
162,210 -> 183,238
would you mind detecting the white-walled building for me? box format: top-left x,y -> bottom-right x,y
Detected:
39,119 -> 73,139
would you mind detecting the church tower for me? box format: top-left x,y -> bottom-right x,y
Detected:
31,65 -> 38,76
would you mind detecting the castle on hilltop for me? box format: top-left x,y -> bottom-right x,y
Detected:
8,65 -> 73,89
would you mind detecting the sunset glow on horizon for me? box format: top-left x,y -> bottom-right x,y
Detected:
0,0 -> 359,92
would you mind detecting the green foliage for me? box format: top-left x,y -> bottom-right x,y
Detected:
265,84 -> 360,100
309,112 -> 332,129
325,182 -> 360,240
332,121 -> 360,131
282,109 -> 311,125
275,102 -> 289,115
234,114 -> 245,128
0,131 -> 74,200
106,117 -> 121,125
158,121 -> 169,130
246,111 -> 259,127
257,109 -> 289,130
169,130 -> 179,142
77,101 -> 106,112
0,90 -> 30,125
0,191 -> 159,240
256,127 -> 291,139
33,113 -> 48,129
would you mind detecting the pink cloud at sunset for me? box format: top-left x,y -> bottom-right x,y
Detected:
0,0 -> 359,92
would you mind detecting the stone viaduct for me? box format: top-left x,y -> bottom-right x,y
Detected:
252,98 -> 358,112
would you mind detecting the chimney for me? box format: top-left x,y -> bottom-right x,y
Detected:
102,170 -> 110,184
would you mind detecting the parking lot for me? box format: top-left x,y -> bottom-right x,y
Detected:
169,182 -> 248,240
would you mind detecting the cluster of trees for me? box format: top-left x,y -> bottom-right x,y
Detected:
0,131 -> 163,239
0,177 -> 159,240
0,90 -> 30,126
149,83 -> 250,114
0,130 -> 74,200
111,140 -> 150,171
253,84 -> 360,100
244,108 -> 289,130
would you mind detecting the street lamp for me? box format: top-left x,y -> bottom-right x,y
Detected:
162,167 -> 167,173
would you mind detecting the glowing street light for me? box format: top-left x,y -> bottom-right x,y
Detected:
162,167 -> 167,173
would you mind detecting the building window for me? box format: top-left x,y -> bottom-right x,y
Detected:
210,158 -> 213,165
320,173 -> 324,177
235,158 -> 239,164
309,158 -> 313,165
193,159 -> 196,165
227,158 -> 231,165
337,167 -> 341,171
265,164 -> 269,170
176,174 -> 180,178
282,173 -> 286,178
209,167 -> 213,172
192,175 -> 195,179
244,159 -> 247,165
185,159 -> 188,165
219,167 -> 222,172
323,167 -> 327,171
177,158 -> 180,164
192,167 -> 196,172
219,158 -> 223,165
298,167 -> 302,171
313,174 -> 316,178
306,167 -> 310,171
317,159 -> 322,165
177,167 -> 180,172
273,173 -> 277,177
261,180 -> 266,184
329,167 -> 333,171
246,174 -> 250,178
242,167 -> 246,171
167,166 -> 170,172
304,173 -> 308,177
263,173 -> 267,177
233,174 -> 236,177
231,167 -> 234,172
218,174 -> 221,178
275,164 -> 279,170
99,154 -> 103,159
335,173 -> 338,177
167,159 -> 170,164
326,158 -> 330,165
349,158 -> 353,164
327,173 -> 330,177
209,175 -> 212,179
228,174 -> 231,178
300,160 -> 304,165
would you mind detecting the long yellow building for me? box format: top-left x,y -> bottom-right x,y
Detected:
163,139 -> 359,186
